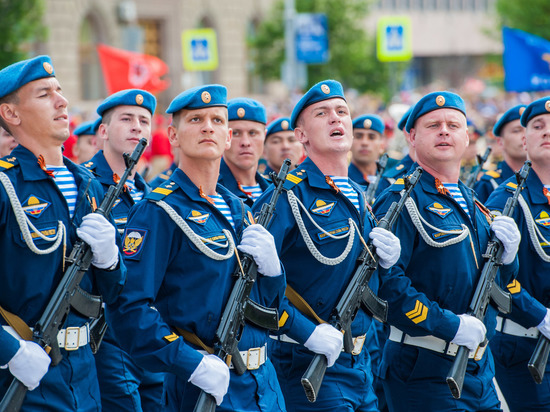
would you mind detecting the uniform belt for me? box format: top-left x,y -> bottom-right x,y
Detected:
269,333 -> 367,355
388,326 -> 482,359
3,324 -> 90,351
198,344 -> 267,371
496,316 -> 539,339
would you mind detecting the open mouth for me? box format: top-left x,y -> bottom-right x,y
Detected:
330,130 -> 343,137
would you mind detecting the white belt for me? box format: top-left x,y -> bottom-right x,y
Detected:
3,324 -> 90,351
198,344 -> 267,370
496,316 -> 539,339
388,326 -> 483,360
270,333 -> 367,356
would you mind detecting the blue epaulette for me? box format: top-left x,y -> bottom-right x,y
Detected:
283,168 -> 307,191
146,180 -> 179,201
505,181 -> 517,193
389,177 -> 406,192
383,163 -> 406,178
0,156 -> 18,172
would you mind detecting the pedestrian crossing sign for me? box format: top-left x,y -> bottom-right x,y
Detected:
182,28 -> 219,71
376,16 -> 412,62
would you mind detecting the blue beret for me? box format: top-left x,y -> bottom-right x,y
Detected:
398,106 -> 414,131
73,120 -> 100,137
97,89 -> 156,117
166,84 -> 227,114
228,98 -> 267,124
493,105 -> 526,137
405,91 -> 466,133
290,80 -> 346,129
266,117 -> 293,139
352,114 -> 385,135
520,97 -> 550,127
0,55 -> 55,99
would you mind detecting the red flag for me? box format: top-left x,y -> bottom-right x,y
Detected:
97,44 -> 170,94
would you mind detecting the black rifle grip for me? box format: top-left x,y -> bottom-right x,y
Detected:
528,335 -> 550,384
0,379 -> 27,412
446,345 -> 469,399
193,390 -> 216,412
301,353 -> 328,403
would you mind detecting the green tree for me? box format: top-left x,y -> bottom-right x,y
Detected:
0,0 -> 47,69
249,0 -> 401,100
496,0 -> 550,40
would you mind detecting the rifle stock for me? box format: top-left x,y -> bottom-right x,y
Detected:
528,335 -> 550,384
446,160 -> 531,399
0,138 -> 148,412
300,167 -> 423,403
193,159 -> 291,412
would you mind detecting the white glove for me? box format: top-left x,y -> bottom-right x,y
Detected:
77,213 -> 119,269
188,354 -> 230,406
304,323 -> 343,367
7,340 -> 51,391
537,308 -> 550,340
237,224 -> 281,277
491,215 -> 521,265
451,314 -> 487,352
369,227 -> 401,269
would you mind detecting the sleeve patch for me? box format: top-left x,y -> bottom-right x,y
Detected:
122,228 -> 147,257
406,300 -> 428,324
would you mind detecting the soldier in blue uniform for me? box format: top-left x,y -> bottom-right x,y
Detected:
474,105 -> 527,202
263,117 -> 303,176
485,97 -> 550,411
106,84 -> 287,411
256,80 -> 401,411
377,106 -> 415,196
84,89 -> 165,411
219,98 -> 270,205
373,91 -> 521,411
0,56 -> 126,410
348,114 -> 386,189
73,118 -> 100,164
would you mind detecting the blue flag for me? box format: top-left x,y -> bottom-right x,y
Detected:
503,27 -> 550,92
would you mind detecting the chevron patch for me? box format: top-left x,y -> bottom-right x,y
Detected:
507,279 -> 521,294
406,300 -> 428,324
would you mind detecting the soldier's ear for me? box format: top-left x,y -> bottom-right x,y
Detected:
0,103 -> 20,127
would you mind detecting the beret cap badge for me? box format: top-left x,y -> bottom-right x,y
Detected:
519,107 -> 525,116
135,94 -> 144,105
436,95 -> 445,106
43,62 -> 53,75
321,84 -> 330,94
237,108 -> 246,118
363,119 -> 372,129
281,120 -> 289,130
201,91 -> 211,104
545,101 -> 550,112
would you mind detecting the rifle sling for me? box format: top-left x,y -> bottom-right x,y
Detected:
174,327 -> 214,354
285,285 -> 326,325
0,306 -> 52,353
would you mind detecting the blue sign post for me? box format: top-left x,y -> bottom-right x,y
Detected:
295,13 -> 329,64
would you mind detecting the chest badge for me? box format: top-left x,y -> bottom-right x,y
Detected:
535,211 -> 550,228
310,199 -> 336,217
22,195 -> 50,218
426,202 -> 453,218
187,210 -> 210,225
122,229 -> 147,256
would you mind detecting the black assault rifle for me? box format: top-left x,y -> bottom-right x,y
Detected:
0,138 -> 148,412
300,166 -> 423,403
465,147 -> 492,188
446,160 -> 531,399
193,159 -> 292,412
365,153 -> 390,205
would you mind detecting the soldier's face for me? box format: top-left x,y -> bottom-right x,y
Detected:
499,119 -> 526,163
101,105 -> 151,158
9,77 -> 70,144
263,130 -> 303,171
351,129 -> 385,166
224,120 -> 265,172
410,108 -> 469,169
524,114 -> 550,166
168,107 -> 231,162
295,98 -> 353,158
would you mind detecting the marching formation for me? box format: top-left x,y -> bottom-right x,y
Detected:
0,55 -> 548,412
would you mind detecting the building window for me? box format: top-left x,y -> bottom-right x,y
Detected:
79,16 -> 104,100
139,19 -> 162,58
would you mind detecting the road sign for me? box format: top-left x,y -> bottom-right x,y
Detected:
377,16 -> 412,62
295,13 -> 329,64
182,28 -> 219,71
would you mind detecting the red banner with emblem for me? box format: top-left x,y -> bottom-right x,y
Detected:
97,44 -> 170,95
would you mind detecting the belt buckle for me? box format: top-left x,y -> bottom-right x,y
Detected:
246,347 -> 261,370
64,327 -> 80,351
352,335 -> 366,355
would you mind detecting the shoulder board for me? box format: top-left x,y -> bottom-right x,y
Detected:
389,177 -> 405,192
505,181 -> 517,192
82,160 -> 95,170
486,170 -> 500,178
0,156 -> 18,172
147,180 -> 179,201
474,199 -> 493,224
383,163 -> 405,178
283,169 -> 307,190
